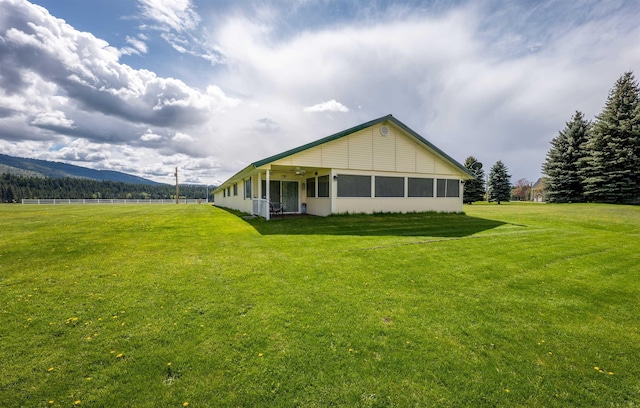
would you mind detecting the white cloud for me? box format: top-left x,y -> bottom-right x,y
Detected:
30,111 -> 75,129
140,131 -> 162,141
303,99 -> 350,113
172,132 -> 193,142
136,0 -> 200,32
0,0 -> 239,135
120,35 -> 148,55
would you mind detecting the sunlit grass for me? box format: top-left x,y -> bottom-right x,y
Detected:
0,203 -> 638,407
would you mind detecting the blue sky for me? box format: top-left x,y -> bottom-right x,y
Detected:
0,0 -> 639,184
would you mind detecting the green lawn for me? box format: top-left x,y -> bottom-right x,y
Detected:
0,203 -> 638,407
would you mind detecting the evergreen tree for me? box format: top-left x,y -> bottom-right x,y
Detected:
463,156 -> 485,203
542,111 -> 590,202
488,160 -> 511,204
580,71 -> 640,203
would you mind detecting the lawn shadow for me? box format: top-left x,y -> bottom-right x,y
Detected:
233,211 -> 508,237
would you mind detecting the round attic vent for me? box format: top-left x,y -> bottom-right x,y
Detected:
379,125 -> 389,136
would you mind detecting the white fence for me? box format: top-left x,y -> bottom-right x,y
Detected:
22,199 -> 209,205
252,198 -> 269,219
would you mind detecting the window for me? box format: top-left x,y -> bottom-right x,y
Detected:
261,180 -> 281,202
337,175 -> 371,197
227,187 -> 230,197
317,175 -> 329,197
244,178 -> 251,199
306,177 -> 316,198
437,179 -> 460,197
448,179 -> 460,197
233,183 -> 238,196
223,189 -> 226,197
408,178 -> 434,197
375,176 -> 404,197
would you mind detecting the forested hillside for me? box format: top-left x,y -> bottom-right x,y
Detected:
0,154 -> 159,184
0,173 -> 213,202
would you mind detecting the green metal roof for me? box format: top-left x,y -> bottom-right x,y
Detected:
215,114 -> 473,191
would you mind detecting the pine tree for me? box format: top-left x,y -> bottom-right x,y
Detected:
488,160 -> 511,204
542,111 -> 590,202
463,156 -> 485,203
581,71 -> 640,203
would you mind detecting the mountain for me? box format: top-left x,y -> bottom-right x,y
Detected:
0,154 -> 161,185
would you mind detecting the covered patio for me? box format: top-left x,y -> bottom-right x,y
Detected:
245,165 -> 333,220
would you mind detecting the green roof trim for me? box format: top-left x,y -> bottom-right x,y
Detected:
215,114 -> 472,191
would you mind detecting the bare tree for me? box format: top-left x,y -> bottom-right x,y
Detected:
511,178 -> 531,201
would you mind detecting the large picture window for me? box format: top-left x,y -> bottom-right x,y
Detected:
337,175 -> 371,197
375,176 -> 404,197
437,179 -> 460,197
317,175 -> 329,197
306,177 -> 316,198
408,178 -> 434,197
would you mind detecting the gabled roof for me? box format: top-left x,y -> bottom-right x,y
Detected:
216,114 -> 472,190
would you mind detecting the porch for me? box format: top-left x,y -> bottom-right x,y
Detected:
247,166 -> 332,220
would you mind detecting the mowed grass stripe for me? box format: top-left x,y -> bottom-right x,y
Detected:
0,203 -> 638,407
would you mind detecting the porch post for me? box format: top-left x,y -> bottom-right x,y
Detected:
266,169 -> 270,221
257,172 -> 263,217
330,168 -> 335,215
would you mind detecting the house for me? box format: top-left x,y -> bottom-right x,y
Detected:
531,178 -> 546,202
213,114 -> 473,219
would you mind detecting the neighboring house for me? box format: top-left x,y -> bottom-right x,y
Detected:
213,114 -> 473,219
531,178 -> 546,202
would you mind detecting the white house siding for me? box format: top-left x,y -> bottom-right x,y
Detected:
304,197 -> 332,216
279,148 -> 323,168
348,128 -> 373,170
321,137 -> 349,169
213,181 -> 253,213
334,197 -> 463,214
416,147 -> 436,173
373,127 -> 395,171
395,134 -> 417,173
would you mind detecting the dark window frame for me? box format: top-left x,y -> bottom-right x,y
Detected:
337,174 -> 372,198
306,177 -> 316,198
317,175 -> 329,198
437,179 -> 460,198
375,176 -> 404,197
244,178 -> 252,199
408,177 -> 434,197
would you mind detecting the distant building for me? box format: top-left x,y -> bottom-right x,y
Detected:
214,115 -> 473,219
531,178 -> 546,202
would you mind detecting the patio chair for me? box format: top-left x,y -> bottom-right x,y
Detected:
269,201 -> 284,218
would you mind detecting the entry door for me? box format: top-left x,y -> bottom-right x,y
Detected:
281,181 -> 299,213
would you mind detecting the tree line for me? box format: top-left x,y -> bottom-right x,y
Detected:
0,173 -> 213,202
462,71 -> 639,205
543,71 -> 639,204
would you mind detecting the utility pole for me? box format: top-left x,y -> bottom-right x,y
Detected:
174,166 -> 179,204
